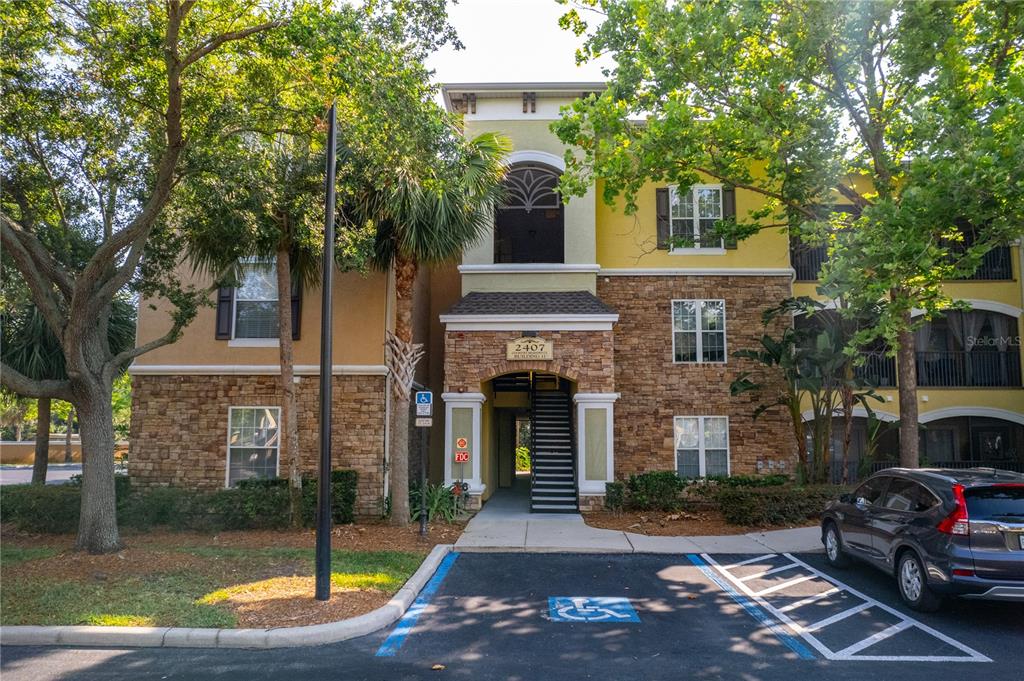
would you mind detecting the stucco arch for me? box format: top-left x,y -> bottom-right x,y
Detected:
918,407 -> 1024,426
504,149 -> 565,172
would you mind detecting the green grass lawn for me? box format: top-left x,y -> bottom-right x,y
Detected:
0,545 -> 423,628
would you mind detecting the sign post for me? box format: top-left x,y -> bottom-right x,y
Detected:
315,102 -> 337,602
415,391 -> 432,537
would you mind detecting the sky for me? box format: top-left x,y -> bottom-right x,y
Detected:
425,0 -> 610,86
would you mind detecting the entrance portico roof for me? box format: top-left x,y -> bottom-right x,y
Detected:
442,291 -> 616,317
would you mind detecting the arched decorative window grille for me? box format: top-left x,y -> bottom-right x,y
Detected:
500,164 -> 561,213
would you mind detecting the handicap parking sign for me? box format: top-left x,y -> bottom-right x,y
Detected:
548,597 -> 640,623
415,391 -> 432,416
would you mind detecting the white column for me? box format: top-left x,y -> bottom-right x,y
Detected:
573,392 -> 619,496
442,392 -> 486,496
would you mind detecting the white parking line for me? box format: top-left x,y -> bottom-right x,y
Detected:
739,563 -> 799,582
755,574 -> 817,596
803,602 -> 873,632
777,587 -> 840,613
702,553 -> 991,663
834,621 -> 912,657
722,554 -> 776,570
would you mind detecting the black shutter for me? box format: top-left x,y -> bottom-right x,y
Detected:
722,185 -> 737,249
215,286 -> 234,340
656,187 -> 670,249
290,279 -> 302,341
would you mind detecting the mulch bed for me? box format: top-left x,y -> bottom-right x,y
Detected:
0,520 -> 465,629
583,509 -> 817,536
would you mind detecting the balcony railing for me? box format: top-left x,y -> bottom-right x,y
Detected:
854,352 -> 897,388
791,241 -> 828,281
791,244 -> 1012,281
948,244 -> 1013,281
916,350 -> 1022,388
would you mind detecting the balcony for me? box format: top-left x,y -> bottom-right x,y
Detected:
790,243 -> 1013,282
854,352 -> 897,388
916,350 -> 1022,388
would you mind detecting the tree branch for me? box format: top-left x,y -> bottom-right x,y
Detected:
0,362 -> 72,401
0,216 -> 69,338
180,20 -> 287,70
106,316 -> 188,373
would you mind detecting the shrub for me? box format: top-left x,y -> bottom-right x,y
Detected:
704,474 -> 790,488
409,481 -> 458,522
716,485 -> 843,526
1,470 -> 358,534
624,471 -> 685,511
1,484 -> 81,533
604,481 -> 625,511
515,446 -> 531,471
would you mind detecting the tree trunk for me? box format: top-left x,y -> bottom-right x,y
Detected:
389,254 -> 419,527
840,381 -> 854,485
75,382 -> 120,553
31,397 -> 51,485
895,306 -> 920,468
65,407 -> 75,463
276,246 -> 302,527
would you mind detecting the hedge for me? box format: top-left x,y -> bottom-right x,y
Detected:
714,485 -> 844,526
1,471 -> 358,534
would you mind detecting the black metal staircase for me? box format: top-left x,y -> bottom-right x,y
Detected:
529,381 -> 577,513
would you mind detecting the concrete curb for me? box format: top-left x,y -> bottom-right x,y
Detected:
0,544 -> 453,650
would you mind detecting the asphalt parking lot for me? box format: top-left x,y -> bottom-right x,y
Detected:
2,552 -> 1022,680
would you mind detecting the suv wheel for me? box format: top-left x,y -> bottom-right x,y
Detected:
823,522 -> 850,568
896,551 -> 942,612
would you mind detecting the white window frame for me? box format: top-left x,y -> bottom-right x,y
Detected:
674,415 -> 731,478
668,183 -> 725,254
231,258 -> 279,343
225,405 -> 281,487
671,299 -> 728,364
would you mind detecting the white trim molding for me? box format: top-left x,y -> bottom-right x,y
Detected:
440,313 -> 618,332
801,407 -> 899,423
227,338 -> 279,348
458,263 -> 600,274
128,364 -> 389,376
505,150 -> 565,171
601,267 -> 796,279
442,392 -> 487,496
919,407 -> 1024,426
911,299 -> 1022,319
574,392 -> 619,495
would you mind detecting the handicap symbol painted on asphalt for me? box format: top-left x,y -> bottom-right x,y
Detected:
548,597 -> 640,623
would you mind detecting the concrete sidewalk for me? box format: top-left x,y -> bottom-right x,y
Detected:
454,485 -> 824,554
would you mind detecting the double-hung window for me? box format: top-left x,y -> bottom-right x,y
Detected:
672,299 -> 726,363
674,416 -> 730,478
227,407 -> 280,486
233,260 -> 278,339
670,185 -> 723,249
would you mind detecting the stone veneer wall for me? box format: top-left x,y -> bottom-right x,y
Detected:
598,275 -> 794,478
443,330 -> 615,393
129,374 -> 387,517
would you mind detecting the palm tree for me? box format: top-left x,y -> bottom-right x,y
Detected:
1,302 -> 134,483
183,133 -> 326,526
360,131 -> 510,525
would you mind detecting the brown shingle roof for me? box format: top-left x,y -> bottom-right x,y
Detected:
443,291 -> 616,317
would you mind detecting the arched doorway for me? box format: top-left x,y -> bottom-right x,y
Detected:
484,371 -> 577,512
494,163 -> 564,263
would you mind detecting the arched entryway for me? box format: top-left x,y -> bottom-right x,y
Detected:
483,372 -> 577,512
494,162 -> 564,263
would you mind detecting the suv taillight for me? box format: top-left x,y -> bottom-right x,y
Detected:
937,483 -> 969,536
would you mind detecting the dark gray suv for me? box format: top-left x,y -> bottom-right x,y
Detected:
820,467 -> 1024,611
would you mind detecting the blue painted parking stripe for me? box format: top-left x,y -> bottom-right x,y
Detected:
686,554 -> 816,661
375,552 -> 460,657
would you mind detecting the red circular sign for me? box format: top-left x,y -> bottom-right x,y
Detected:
456,437 -> 468,449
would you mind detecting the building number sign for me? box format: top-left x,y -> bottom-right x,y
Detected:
506,336 -> 553,361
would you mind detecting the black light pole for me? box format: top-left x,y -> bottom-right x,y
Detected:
315,102 -> 337,602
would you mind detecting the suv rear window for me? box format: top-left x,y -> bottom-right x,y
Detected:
964,486 -> 1024,520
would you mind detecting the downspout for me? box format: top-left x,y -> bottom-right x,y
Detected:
383,265 -> 395,512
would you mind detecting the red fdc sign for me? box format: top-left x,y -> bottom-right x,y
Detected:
454,451 -> 470,463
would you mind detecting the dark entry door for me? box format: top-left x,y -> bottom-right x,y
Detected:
494,207 -> 564,263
